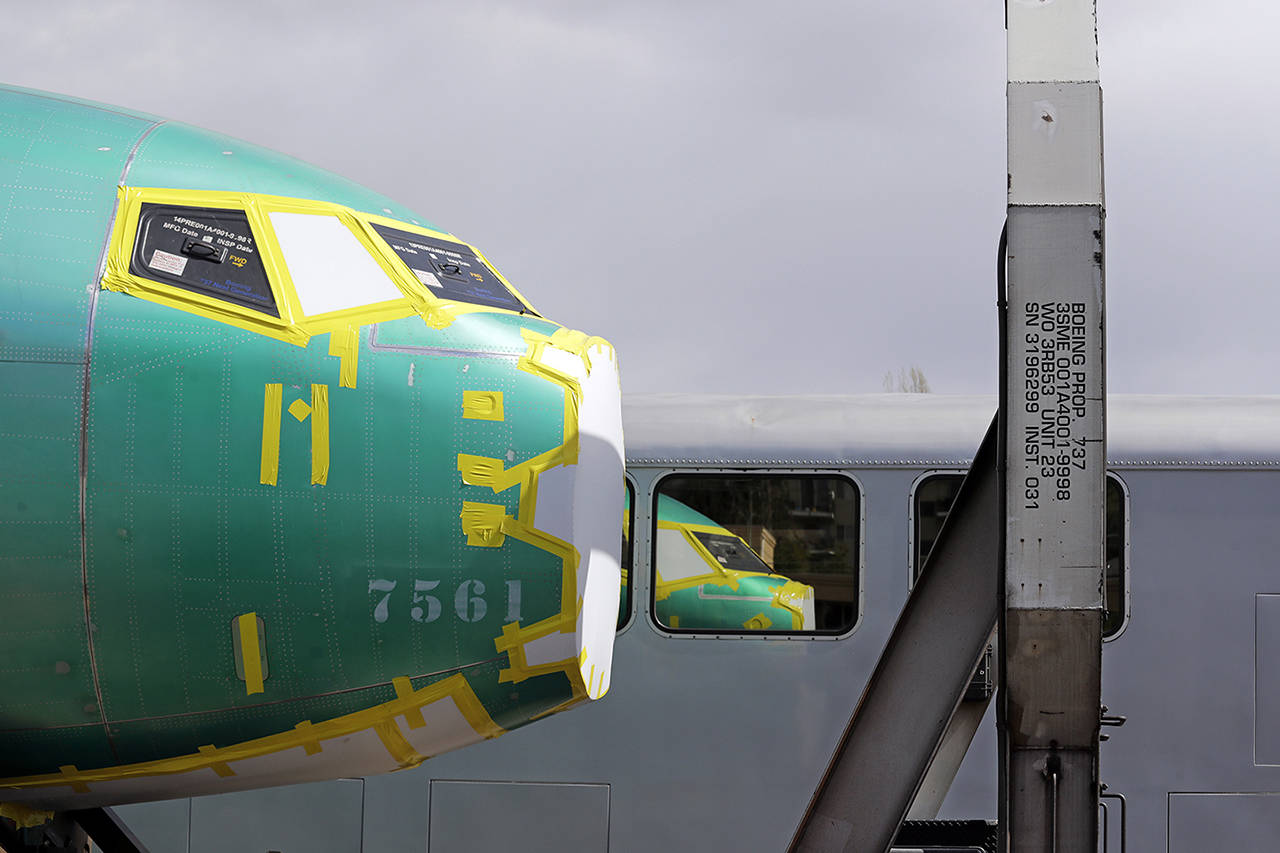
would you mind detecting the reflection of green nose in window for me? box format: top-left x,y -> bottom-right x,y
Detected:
651,476 -> 860,635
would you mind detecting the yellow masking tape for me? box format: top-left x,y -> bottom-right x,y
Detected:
197,746 -> 235,778
329,325 -> 360,389
2,320 -> 617,800
498,516 -> 579,617
462,390 -> 504,421
460,502 -> 507,547
98,186 -> 566,351
260,384 -> 282,485
1,675 -> 503,793
56,767 -> 89,794
772,580 -> 811,630
373,720 -> 426,769
0,801 -> 53,828
103,187 -> 539,344
517,330 -> 584,467
470,327 -> 618,705
743,612 -> 773,631
293,721 -> 323,755
653,520 -> 796,604
288,399 -> 311,422
311,384 -> 329,485
393,677 -> 426,729
236,612 -> 265,696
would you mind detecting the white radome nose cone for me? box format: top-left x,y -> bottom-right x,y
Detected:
528,336 -> 624,700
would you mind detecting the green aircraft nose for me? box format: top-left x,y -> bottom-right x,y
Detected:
0,85 -> 625,810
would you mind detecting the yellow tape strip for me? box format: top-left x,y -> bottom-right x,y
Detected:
101,187 -> 555,347
0,801 -> 53,829
0,674 -> 503,793
311,384 -> 329,485
460,502 -> 507,547
393,677 -> 426,729
457,448 -> 561,516
57,766 -> 89,794
462,390 -> 504,421
374,720 -> 426,769
473,328 -> 621,698
329,326 -> 360,389
743,612 -> 773,630
293,721 -> 323,755
773,580 -> 810,629
236,612 -> 265,696
501,516 -> 579,618
197,746 -> 235,778
516,330 -> 583,467
260,384 -> 282,486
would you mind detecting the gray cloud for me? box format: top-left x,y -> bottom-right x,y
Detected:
4,1 -> 1277,395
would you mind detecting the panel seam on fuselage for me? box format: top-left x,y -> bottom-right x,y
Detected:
0,654 -> 507,735
78,118 -> 165,763
367,322 -> 521,359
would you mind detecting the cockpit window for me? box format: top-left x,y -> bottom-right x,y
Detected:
269,212 -> 406,316
691,531 -> 771,574
369,223 -> 525,313
130,204 -> 277,315
111,189 -> 534,344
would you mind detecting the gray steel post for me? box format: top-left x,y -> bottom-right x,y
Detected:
1002,2 -> 1106,851
788,421 -> 1001,853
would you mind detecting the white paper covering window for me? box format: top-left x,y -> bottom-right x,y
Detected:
269,212 -> 404,316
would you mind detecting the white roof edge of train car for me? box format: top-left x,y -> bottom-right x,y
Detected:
622,393 -> 1280,469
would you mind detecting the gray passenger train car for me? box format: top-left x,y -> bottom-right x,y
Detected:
110,394 -> 1280,852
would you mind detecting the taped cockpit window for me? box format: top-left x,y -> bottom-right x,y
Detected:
269,212 -> 406,316
130,204 -> 278,315
690,530 -> 772,574
369,223 -> 525,313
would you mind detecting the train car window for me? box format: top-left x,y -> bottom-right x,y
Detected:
130,204 -> 278,315
269,212 -> 405,316
913,475 -> 965,586
619,481 -> 634,630
652,474 -> 860,635
1102,475 -> 1127,638
369,223 -> 526,313
912,472 -> 1128,639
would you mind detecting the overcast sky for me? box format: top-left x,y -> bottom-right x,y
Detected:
6,1 -> 1279,396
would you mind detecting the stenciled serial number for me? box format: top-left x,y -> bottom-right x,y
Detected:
1020,301 -> 1091,510
368,578 -> 522,624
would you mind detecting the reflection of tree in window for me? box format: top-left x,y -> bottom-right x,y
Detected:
913,473 -> 1127,638
656,475 -> 859,633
